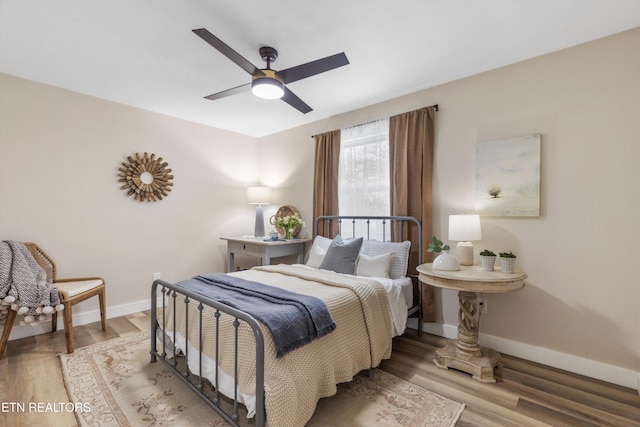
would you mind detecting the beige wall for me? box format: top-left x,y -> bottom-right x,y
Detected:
1,27 -> 638,389
260,28 -> 640,387
0,73 -> 260,320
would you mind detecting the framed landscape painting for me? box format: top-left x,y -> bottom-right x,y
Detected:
475,134 -> 541,217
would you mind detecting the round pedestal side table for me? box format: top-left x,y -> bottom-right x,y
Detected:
417,263 -> 526,383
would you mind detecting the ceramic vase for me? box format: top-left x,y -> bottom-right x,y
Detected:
433,250 -> 460,271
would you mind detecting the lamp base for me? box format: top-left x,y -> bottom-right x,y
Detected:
254,205 -> 265,237
456,242 -> 474,266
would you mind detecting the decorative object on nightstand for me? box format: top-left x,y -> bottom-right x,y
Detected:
449,214 -> 482,266
271,205 -> 304,239
479,249 -> 497,271
274,212 -> 305,239
427,236 -> 460,271
247,186 -> 271,237
499,251 -> 517,273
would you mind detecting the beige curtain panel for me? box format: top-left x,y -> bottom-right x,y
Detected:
389,105 -> 436,322
313,130 -> 341,237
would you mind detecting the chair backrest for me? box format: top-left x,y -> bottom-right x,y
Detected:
23,242 -> 57,282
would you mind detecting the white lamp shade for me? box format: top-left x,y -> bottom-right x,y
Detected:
247,186 -> 271,205
448,214 -> 482,242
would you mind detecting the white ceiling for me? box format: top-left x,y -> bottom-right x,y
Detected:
1,1 -> 639,137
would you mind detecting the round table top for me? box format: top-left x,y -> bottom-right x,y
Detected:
417,263 -> 526,293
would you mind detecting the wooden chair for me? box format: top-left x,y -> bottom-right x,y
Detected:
0,243 -> 106,358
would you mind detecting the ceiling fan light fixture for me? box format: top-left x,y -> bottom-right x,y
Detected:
251,70 -> 284,99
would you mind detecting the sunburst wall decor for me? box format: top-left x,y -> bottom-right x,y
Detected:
118,152 -> 174,202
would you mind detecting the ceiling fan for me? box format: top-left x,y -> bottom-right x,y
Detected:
193,28 -> 349,114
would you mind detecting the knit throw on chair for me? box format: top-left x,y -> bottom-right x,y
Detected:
0,241 -> 63,326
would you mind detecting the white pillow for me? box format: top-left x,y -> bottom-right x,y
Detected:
311,235 -> 332,251
305,235 -> 332,268
355,252 -> 394,278
360,240 -> 411,279
305,244 -> 327,269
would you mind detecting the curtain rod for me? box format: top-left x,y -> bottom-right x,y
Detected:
343,117 -> 387,130
311,104 -> 439,138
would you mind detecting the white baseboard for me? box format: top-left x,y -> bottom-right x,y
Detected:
5,297 -> 157,341
407,319 -> 640,394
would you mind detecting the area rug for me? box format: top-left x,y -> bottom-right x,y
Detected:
60,331 -> 465,427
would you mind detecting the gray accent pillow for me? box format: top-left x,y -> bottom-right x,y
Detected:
319,235 -> 363,275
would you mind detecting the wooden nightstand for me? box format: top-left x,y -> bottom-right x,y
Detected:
221,237 -> 311,272
417,263 -> 526,383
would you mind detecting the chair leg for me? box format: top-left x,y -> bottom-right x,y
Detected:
99,287 -> 107,331
52,311 -> 58,333
62,302 -> 74,353
0,310 -> 17,359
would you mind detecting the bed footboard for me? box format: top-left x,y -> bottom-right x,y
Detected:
150,279 -> 265,427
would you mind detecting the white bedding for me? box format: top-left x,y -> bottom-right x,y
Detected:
294,264 -> 411,337
365,274 -> 412,337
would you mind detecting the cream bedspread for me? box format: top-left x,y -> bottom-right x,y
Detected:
159,264 -> 392,427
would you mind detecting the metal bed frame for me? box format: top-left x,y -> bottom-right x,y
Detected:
150,215 -> 422,427
314,215 -> 423,336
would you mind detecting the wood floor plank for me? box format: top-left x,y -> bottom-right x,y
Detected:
501,367 -> 640,425
502,353 -> 640,408
515,398 -> 602,427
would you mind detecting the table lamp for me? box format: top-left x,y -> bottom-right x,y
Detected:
247,186 -> 271,237
448,214 -> 482,266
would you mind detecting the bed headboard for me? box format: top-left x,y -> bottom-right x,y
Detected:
314,215 -> 424,332
313,215 -> 422,276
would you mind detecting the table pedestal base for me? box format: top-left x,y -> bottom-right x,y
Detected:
434,341 -> 501,383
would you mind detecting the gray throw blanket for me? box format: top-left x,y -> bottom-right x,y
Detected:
0,240 -> 62,325
174,272 -> 336,357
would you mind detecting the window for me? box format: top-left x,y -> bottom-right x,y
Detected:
338,118 -> 390,239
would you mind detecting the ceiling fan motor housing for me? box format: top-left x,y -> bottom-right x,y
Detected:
259,46 -> 279,64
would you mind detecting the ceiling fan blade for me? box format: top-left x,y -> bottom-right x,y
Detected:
278,52 -> 349,84
193,28 -> 264,77
204,83 -> 251,101
281,86 -> 313,114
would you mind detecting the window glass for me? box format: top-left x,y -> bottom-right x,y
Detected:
338,118 -> 390,240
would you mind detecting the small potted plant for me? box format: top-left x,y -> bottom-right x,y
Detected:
479,249 -> 497,271
428,236 -> 459,271
499,251 -> 517,273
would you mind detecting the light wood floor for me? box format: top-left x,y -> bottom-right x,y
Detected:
1,312 -> 639,427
